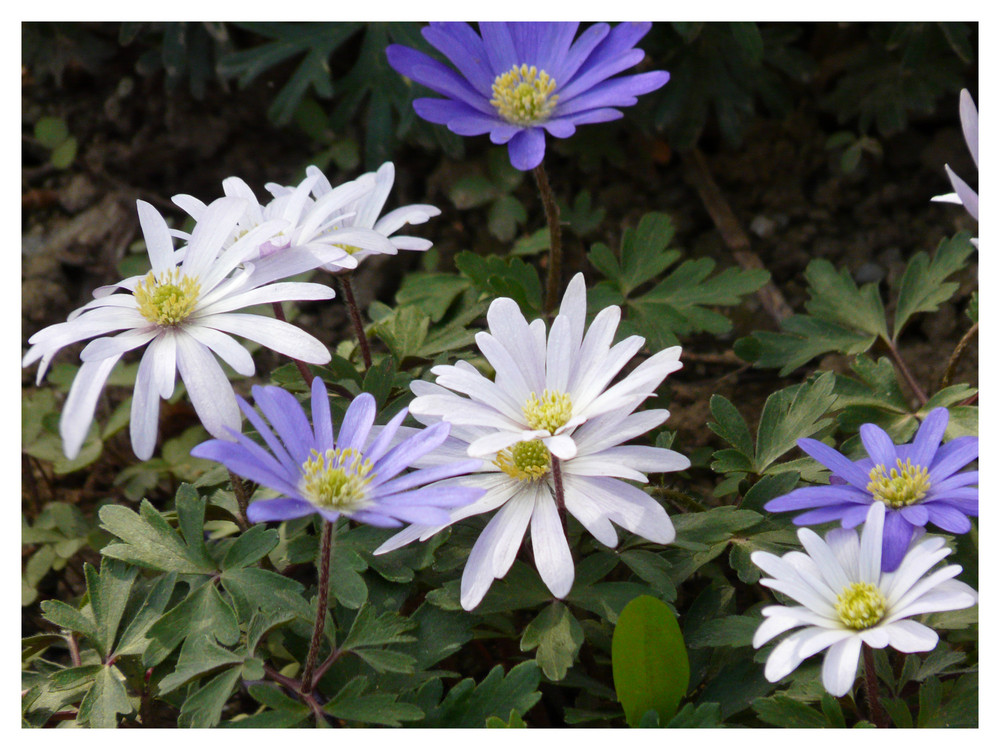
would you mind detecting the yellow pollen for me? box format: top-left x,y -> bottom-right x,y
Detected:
299,447 -> 376,512
335,244 -> 363,255
523,390 -> 573,434
835,582 -> 887,630
490,64 -> 558,126
495,439 -> 551,482
866,458 -> 931,508
134,269 -> 201,326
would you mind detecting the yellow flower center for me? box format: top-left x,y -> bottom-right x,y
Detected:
523,389 -> 573,434
866,458 -> 931,508
495,439 -> 551,482
299,447 -> 376,512
835,582 -> 887,630
490,64 -> 558,126
134,269 -> 201,326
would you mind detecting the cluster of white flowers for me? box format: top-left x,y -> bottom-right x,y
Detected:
22,162 -> 438,460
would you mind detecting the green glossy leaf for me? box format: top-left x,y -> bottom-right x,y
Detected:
611,595 -> 689,725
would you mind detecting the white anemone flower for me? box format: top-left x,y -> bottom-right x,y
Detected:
375,382 -> 688,609
22,197 -> 338,461
172,169 -> 399,286
931,89 -> 978,247
751,502 -> 977,697
281,162 -> 441,271
408,273 -> 684,460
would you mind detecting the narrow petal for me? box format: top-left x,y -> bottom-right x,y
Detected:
798,438 -> 872,490
506,127 -> 547,171
247,498 -> 316,523
311,378 -> 334,452
529,486 -> 574,598
338,393 -> 377,452
880,509 -> 914,573
821,636 -> 862,697
59,356 -> 120,459
129,344 -> 162,460
199,312 -> 331,365
175,334 -> 241,441
460,491 -> 534,610
909,408 -> 948,468
883,620 -> 939,653
859,424 -> 898,468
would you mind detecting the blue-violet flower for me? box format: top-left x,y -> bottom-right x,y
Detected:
765,408 -> 978,572
191,379 -> 484,526
387,22 -> 669,170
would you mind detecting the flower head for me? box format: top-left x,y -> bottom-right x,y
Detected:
764,408 -> 978,572
172,168 -> 401,285
375,382 -> 688,609
22,198 -> 338,460
191,379 -> 484,527
285,162 -> 441,271
387,22 -> 669,170
752,503 -> 977,697
408,273 -> 684,461
931,89 -> 979,246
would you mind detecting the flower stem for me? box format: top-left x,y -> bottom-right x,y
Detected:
551,456 -> 569,535
300,520 -> 335,694
338,275 -> 372,369
861,644 -> 889,728
533,162 -> 563,314
884,337 -> 928,405
228,471 -> 251,531
270,302 -> 316,385
940,321 -> 978,389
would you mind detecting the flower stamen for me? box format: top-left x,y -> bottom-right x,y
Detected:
134,269 -> 201,326
491,64 -> 558,126
867,458 -> 931,508
835,582 -> 887,629
300,447 -> 376,512
523,390 -> 573,434
495,439 -> 551,482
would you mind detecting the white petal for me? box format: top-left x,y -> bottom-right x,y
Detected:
171,193 -> 207,220
174,333 -> 240,439
544,313 -> 573,394
858,503 -> 885,583
530,486 -> 574,598
883,620 -> 939,653
130,343 -> 162,460
183,324 -> 255,377
544,434 -> 578,460
557,273 -> 587,357
151,332 -> 177,399
374,523 -> 445,554
562,475 -> 674,546
374,203 -> 441,236
136,200 -> 177,274
468,430 -> 529,458
59,356 -> 120,459
196,280 -> 335,317
356,161 -> 394,229
199,312 -> 331,365
859,626 -> 890,649
821,635 -> 862,697
474,331 -> 533,403
181,196 -> 247,281
460,491 -> 534,610
486,298 -> 544,393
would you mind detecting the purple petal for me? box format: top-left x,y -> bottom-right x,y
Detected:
556,22 -> 655,102
929,436 -> 977,470
423,22 -> 496,94
236,396 -> 297,476
251,385 -> 314,465
386,45 -> 493,115
925,503 -> 973,534
840,503 -> 874,528
412,97 -> 499,130
364,407 -> 409,465
900,504 -> 929,526
930,469 -> 978,492
373,420 -> 451,481
944,165 -> 979,221
791,506 -> 857,525
556,71 -> 669,116
797,438 -> 872,490
550,23 -> 609,86
507,127 -> 547,170
881,510 -> 916,572
909,408 -> 948,468
477,23 -> 520,73
377,484 -> 484,509
765,484 -> 870,512
923,488 -> 978,516
192,437 -> 300,498
542,118 -> 577,138
247,497 -> 316,523
338,393 -> 376,452
372,459 -> 483,495
928,437 -> 979,484
859,423 -> 899,468
959,89 -> 978,167
508,22 -> 578,73
311,378 -> 334,452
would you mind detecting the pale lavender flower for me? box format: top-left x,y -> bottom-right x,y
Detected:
191,379 -> 483,527
931,89 -> 978,246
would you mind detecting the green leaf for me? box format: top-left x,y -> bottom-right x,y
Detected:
487,194 -> 527,242
752,694 -> 828,728
352,649 -> 417,674
34,115 -> 69,148
114,572 -> 177,657
612,595 -> 689,725
177,665 -> 243,728
340,603 -> 416,651
39,599 -> 100,649
420,661 -> 542,728
448,174 -> 497,209
145,580 -> 240,668
220,566 -> 306,622
323,676 -> 424,727
84,559 -> 138,658
685,615 -> 758,648
619,549 -> 678,601
455,252 -> 543,319
77,665 -> 132,728
395,272 -> 470,322
372,305 -> 429,363
158,633 -> 244,694
729,22 -> 764,63
755,372 -> 837,472
519,601 -> 584,681
99,499 -> 216,574
893,232 -> 975,339
50,136 -> 77,169
221,525 -> 279,570
708,394 -> 754,457
485,709 -> 528,728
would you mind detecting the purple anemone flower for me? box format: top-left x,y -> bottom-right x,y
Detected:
191,379 -> 484,527
386,22 -> 669,170
765,407 -> 978,572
